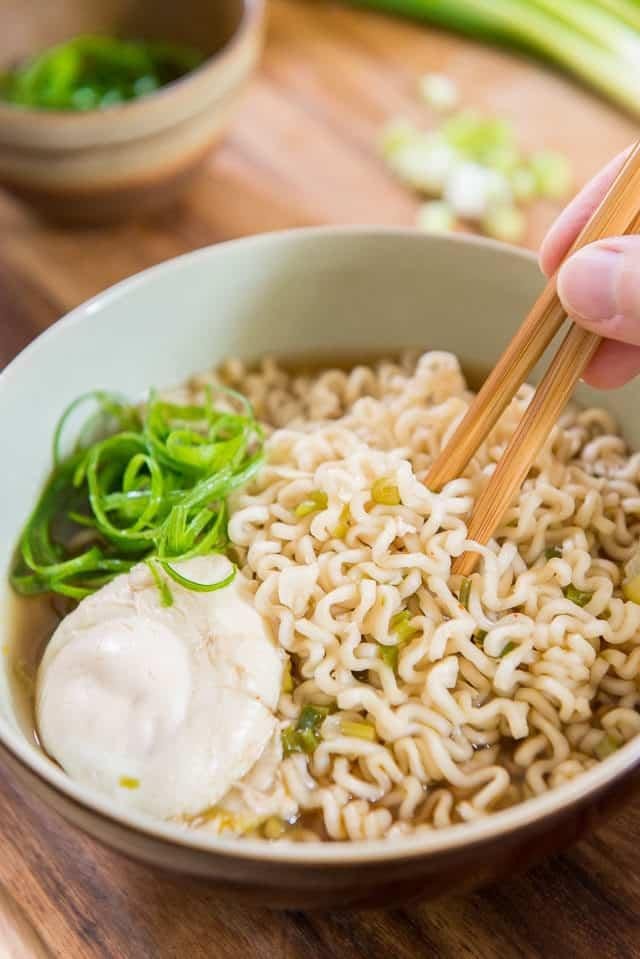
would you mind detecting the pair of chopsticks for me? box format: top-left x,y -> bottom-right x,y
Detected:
426,140 -> 640,578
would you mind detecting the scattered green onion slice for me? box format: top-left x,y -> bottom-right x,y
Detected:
510,165 -> 538,203
379,117 -> 417,157
339,719 -> 377,741
389,609 -> 419,643
544,546 -> 562,560
564,584 -> 593,607
118,776 -> 140,790
371,478 -> 401,506
418,72 -> 458,112
281,704 -> 332,756
281,725 -> 302,757
379,644 -> 400,671
482,204 -> 526,243
459,577 -> 471,609
499,641 -> 516,657
282,657 -> 294,693
594,733 -> 620,760
473,628 -> 487,646
295,490 -> 328,518
331,504 -> 351,538
529,150 -> 573,199
357,0 -> 640,118
417,200 -> 456,234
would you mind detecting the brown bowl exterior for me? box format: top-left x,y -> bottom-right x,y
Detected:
0,0 -> 264,223
3,736 -> 640,910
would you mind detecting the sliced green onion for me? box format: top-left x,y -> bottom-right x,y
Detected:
594,733 -> 620,760
529,150 -> 572,199
473,628 -> 487,645
331,504 -> 351,538
295,490 -> 328,518
379,643 -> 400,671
459,577 -> 471,609
499,641 -> 515,657
11,387 -> 263,601
118,776 -> 140,790
371,478 -> 401,505
387,135 -> 459,194
340,719 -> 377,741
0,34 -> 205,112
544,546 -> 562,560
442,111 -> 515,162
297,729 -> 320,754
445,162 -> 512,222
418,72 -> 459,112
416,200 -> 456,234
482,204 -> 526,243
389,609 -> 419,642
281,725 -> 301,757
510,165 -> 538,203
282,657 -> 294,693
481,143 -> 521,174
379,117 -> 419,157
564,584 -> 593,607
281,704 -> 332,756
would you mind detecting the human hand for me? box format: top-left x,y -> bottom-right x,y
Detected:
540,148 -> 640,389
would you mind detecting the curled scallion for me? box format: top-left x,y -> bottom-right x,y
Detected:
11,387 -> 263,600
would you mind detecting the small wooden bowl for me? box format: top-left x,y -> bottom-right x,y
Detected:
0,0 -> 264,223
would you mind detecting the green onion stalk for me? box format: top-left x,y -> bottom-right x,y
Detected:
350,0 -> 640,117
11,388 -> 264,601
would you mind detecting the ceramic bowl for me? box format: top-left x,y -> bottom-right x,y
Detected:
1,229 -> 639,910
0,0 -> 263,223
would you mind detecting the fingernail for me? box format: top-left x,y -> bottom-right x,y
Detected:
557,247 -> 621,326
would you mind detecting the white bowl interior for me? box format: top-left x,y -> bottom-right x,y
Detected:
2,228 -> 639,864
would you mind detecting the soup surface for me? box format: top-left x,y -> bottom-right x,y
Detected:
10,351 -> 640,842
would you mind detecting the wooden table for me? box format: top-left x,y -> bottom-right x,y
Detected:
1,2 -> 639,955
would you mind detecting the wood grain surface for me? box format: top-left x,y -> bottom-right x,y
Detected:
0,1 -> 639,955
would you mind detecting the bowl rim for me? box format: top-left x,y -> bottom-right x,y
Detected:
2,225 -> 639,867
0,0 -> 263,124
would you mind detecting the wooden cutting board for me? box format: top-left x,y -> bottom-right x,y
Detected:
0,2 -> 639,955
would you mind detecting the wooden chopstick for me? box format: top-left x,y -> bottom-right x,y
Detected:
427,140 -> 640,494
453,325 -> 601,575
443,139 -> 640,576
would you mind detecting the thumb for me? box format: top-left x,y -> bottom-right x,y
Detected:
557,236 -> 640,345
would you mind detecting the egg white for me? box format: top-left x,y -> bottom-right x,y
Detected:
36,555 -> 282,819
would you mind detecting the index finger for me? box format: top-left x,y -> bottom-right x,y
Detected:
538,147 -> 631,277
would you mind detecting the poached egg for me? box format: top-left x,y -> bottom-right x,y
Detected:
36,555 -> 282,819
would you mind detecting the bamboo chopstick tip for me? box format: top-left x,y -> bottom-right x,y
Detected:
452,551 -> 481,577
